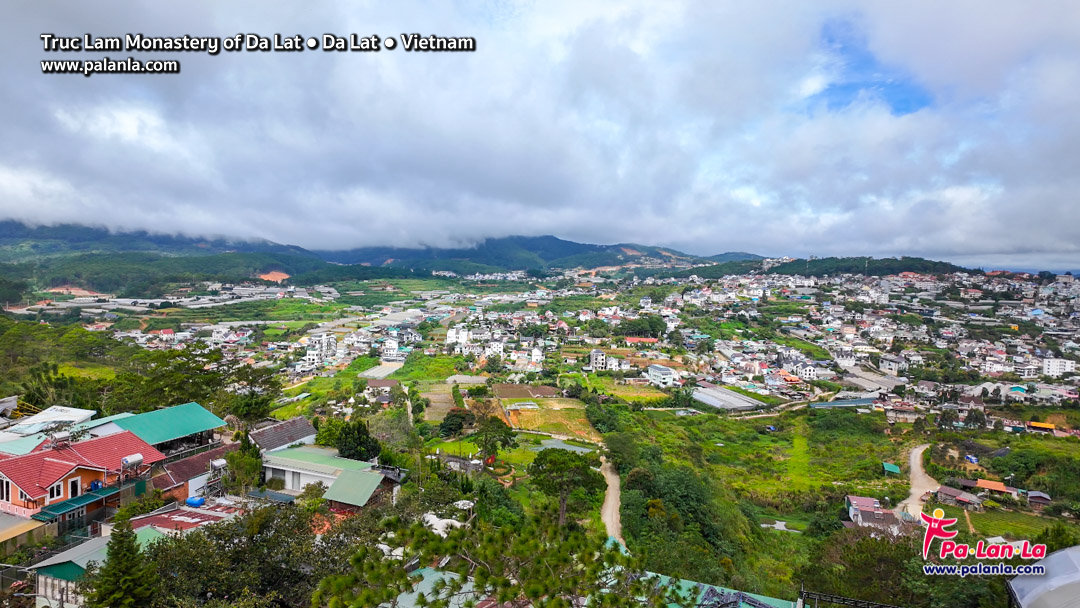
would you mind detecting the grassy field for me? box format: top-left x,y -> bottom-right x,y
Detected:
158,298 -> 350,324
508,406 -> 601,442
581,374 -> 668,404
786,427 -> 811,490
57,362 -> 116,380
630,409 -> 910,503
388,354 -> 464,382
430,431 -> 585,469
937,504 -> 1077,540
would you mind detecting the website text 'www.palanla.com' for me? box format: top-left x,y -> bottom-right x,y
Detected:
41,56 -> 181,77
923,562 -> 1046,577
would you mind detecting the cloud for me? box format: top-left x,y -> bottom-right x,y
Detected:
0,1 -> 1078,269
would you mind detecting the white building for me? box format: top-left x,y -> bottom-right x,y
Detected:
647,364 -> 677,387
1043,358 -> 1076,378
589,349 -> 607,370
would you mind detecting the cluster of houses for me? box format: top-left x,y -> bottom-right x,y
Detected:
0,398 -> 407,606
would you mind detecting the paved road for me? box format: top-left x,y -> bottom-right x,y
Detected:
898,444 -> 938,517
600,458 -> 626,547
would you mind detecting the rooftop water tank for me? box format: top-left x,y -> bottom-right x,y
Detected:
185,497 -> 206,508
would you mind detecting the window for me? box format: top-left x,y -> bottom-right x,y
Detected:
69,477 -> 80,498
48,483 -> 63,502
18,490 -> 28,501
0,479 -> 8,503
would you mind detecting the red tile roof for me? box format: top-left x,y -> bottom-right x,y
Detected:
0,431 -> 164,499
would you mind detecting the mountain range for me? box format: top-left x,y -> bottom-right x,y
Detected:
0,221 -> 760,272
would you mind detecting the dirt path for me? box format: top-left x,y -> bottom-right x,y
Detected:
600,457 -> 625,547
898,444 -> 938,517
963,510 -> 976,534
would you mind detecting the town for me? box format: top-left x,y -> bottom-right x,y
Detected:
0,258 -> 1078,607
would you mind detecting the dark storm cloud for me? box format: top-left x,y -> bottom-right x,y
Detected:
1,0 -> 1079,269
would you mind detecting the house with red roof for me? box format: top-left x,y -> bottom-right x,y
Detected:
0,431 -> 164,524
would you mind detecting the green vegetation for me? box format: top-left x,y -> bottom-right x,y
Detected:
388,352 -> 465,381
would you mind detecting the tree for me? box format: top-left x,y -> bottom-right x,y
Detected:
312,509 -> 693,608
439,408 -> 475,437
225,432 -> 263,492
937,409 -> 959,428
338,419 -> 381,461
228,392 -> 273,422
483,355 -> 502,374
85,516 -> 158,608
473,416 -> 516,459
966,409 -> 987,430
527,448 -> 605,527
316,417 -> 346,446
1034,522 -> 1080,553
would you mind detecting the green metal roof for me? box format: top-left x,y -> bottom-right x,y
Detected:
323,469 -> 384,507
882,462 -> 901,475
113,402 -> 224,445
263,445 -> 372,477
30,527 -> 164,579
35,561 -> 86,582
33,486 -> 121,521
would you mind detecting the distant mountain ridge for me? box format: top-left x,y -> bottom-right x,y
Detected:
0,220 -> 316,262
313,235 -> 708,272
0,221 -> 730,272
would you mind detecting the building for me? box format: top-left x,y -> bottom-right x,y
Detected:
30,526 -> 165,607
1027,491 -> 1052,510
0,431 -> 165,530
1042,358 -> 1076,378
935,485 -> 983,511
588,349 -> 606,371
111,402 -> 225,457
261,445 -> 394,510
647,364 -> 677,387
879,355 -> 908,376
249,417 -> 317,453
152,443 -> 238,502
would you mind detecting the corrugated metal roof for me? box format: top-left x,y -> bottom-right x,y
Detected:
323,469 -> 384,508
113,402 -> 224,445
263,445 -> 372,477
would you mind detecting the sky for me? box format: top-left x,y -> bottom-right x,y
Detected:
2,1 -> 1080,270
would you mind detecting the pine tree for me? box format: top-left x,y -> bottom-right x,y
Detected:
87,516 -> 158,608
337,419 -> 381,461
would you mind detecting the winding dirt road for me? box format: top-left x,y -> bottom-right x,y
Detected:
600,458 -> 626,547
898,443 -> 938,517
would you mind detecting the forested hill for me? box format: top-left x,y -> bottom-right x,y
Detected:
0,220 -> 316,262
313,235 -> 705,271
766,256 -> 978,277
0,222 -> 730,273
0,252 -> 421,299
674,256 -> 977,279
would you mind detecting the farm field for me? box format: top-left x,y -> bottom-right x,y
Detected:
422,384 -> 454,422
937,504 -> 1078,540
506,398 -> 601,443
582,374 -> 668,403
